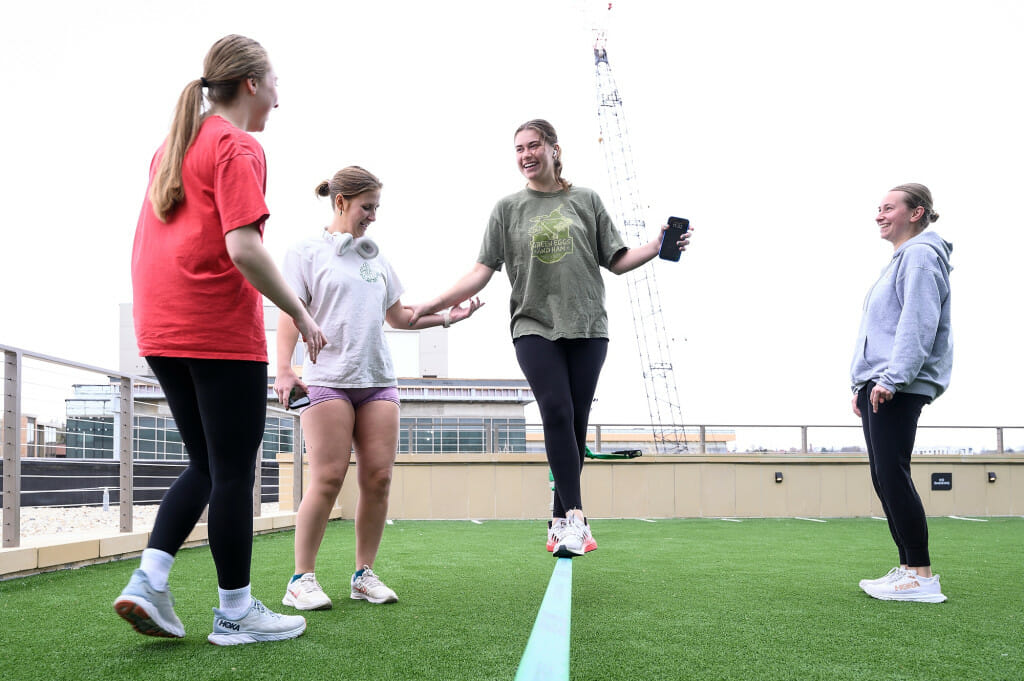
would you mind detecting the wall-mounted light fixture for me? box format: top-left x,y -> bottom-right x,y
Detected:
988,471 -> 997,483
774,471 -> 783,484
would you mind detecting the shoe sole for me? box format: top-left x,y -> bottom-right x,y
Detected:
113,597 -> 185,638
350,592 -> 398,604
282,593 -> 333,611
207,622 -> 307,646
552,544 -> 585,558
865,591 -> 948,603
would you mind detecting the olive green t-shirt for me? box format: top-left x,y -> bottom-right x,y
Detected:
477,186 -> 627,340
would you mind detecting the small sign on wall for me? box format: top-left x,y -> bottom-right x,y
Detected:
931,473 -> 952,491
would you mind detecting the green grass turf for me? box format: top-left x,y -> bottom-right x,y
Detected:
1,517 -> 1021,681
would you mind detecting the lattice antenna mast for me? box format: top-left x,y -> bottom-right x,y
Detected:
591,17 -> 686,453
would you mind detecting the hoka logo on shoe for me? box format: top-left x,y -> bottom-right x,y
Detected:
894,580 -> 920,591
217,619 -> 241,631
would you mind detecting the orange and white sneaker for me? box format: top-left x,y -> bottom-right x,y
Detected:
862,570 -> 947,603
546,518 -> 567,552
554,514 -> 596,558
581,519 -> 597,554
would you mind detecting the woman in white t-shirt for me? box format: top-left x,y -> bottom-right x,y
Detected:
274,166 -> 481,611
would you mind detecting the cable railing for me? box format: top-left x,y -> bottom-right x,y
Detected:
4,342 -> 1022,548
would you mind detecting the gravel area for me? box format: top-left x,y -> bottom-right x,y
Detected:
17,503 -> 281,539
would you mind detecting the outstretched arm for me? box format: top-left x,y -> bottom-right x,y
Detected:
387,297 -> 485,330
406,263 -> 496,325
609,225 -> 694,275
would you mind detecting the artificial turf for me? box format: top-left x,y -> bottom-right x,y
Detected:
0,517 -> 1020,681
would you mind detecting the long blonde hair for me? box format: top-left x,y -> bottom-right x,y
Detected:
148,35 -> 270,222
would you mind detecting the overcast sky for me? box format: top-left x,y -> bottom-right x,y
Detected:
2,0 -> 1022,442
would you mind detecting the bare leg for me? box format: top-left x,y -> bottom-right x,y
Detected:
293,399 -> 355,574
351,399 -> 399,569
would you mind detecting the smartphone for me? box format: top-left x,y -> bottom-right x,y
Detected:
658,216 -> 689,261
288,386 -> 310,410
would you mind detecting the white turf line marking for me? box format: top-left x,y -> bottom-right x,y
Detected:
719,517 -> 742,522
638,518 -> 656,523
386,519 -> 394,525
795,517 -> 827,523
948,515 -> 988,522
871,516 -> 887,520
514,558 -> 572,681
470,519 -> 483,524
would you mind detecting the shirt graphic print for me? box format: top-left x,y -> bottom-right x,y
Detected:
529,205 -> 574,264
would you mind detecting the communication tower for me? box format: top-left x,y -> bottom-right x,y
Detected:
591,9 -> 687,452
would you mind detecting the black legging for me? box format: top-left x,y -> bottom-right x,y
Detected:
514,335 -> 608,517
857,382 -> 932,567
145,357 -> 267,590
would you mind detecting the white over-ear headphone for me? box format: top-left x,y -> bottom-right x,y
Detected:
322,230 -> 379,259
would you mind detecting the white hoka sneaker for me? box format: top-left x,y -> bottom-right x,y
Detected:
208,598 -> 307,645
862,570 -> 947,603
282,572 -> 333,611
858,567 -> 907,592
113,569 -> 185,638
350,566 -> 398,604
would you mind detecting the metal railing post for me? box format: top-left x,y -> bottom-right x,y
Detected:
116,376 -> 133,533
292,414 -> 303,512
996,427 -> 1004,454
594,425 -> 602,453
800,426 -> 808,454
3,350 -> 22,547
699,425 -> 707,454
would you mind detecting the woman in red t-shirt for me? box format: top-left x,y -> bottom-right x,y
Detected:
114,35 -> 326,647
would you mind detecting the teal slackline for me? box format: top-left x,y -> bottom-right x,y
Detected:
514,558 -> 573,681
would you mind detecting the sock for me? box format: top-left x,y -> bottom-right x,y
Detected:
218,584 -> 252,619
353,567 -> 366,580
139,548 -> 174,591
291,573 -> 305,583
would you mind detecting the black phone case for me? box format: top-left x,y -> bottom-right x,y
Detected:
658,217 -> 689,261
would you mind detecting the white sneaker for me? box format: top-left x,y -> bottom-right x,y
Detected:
350,566 -> 398,604
553,514 -> 587,558
859,566 -> 907,592
862,570 -> 948,603
208,598 -> 307,645
113,569 -> 185,638
282,572 -> 333,611
546,518 -> 567,552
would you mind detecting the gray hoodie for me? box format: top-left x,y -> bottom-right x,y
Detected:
850,230 -> 953,400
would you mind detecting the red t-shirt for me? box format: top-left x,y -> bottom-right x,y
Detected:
132,115 -> 269,362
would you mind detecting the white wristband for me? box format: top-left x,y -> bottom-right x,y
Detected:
441,309 -> 451,328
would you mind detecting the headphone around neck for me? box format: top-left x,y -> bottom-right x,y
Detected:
322,229 -> 379,259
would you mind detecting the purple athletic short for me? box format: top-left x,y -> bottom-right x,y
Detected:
306,385 -> 400,410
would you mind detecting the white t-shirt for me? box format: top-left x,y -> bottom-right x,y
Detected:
283,231 -> 404,388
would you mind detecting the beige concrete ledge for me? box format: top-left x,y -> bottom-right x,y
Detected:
4,453 -> 1020,579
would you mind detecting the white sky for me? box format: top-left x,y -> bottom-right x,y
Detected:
2,0 -> 1023,434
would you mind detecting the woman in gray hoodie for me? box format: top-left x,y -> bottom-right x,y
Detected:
850,183 -> 952,604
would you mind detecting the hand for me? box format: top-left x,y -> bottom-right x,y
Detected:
294,311 -> 327,364
273,370 -> 307,408
869,385 -> 893,414
659,223 -> 694,253
406,302 -> 436,327
852,395 -> 861,418
448,297 -> 484,324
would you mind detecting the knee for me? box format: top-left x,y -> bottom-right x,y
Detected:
311,466 -> 346,496
361,467 -> 393,499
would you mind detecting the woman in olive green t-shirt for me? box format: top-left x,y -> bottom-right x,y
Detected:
407,119 -> 693,558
